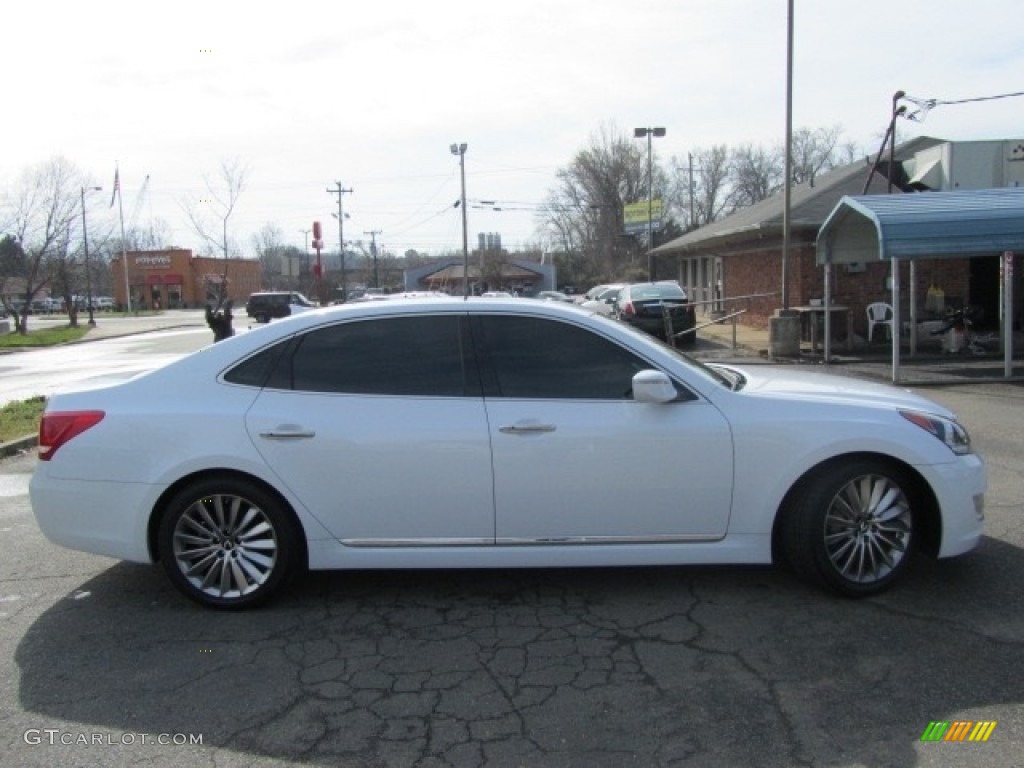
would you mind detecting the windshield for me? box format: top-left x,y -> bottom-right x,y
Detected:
589,313 -> 736,389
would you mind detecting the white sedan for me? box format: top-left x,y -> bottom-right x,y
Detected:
30,298 -> 985,609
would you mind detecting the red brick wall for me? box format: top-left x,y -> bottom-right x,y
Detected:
713,236 -> 971,336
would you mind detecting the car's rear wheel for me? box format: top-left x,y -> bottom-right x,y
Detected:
157,477 -> 299,609
781,460 -> 915,597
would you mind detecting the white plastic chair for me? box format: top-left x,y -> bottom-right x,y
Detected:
866,302 -> 894,342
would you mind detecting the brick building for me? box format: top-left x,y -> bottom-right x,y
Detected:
110,248 -> 262,310
652,137 -> 1023,339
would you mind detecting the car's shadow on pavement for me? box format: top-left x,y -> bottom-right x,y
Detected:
16,538 -> 1024,767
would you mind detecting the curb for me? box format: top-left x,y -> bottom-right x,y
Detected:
1,434 -> 37,459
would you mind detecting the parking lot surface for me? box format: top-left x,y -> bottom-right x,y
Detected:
1,313 -> 1022,766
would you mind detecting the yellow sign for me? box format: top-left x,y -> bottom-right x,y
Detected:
624,200 -> 664,234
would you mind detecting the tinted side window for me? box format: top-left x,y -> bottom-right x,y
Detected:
224,339 -> 292,387
287,315 -> 475,396
475,315 -> 653,399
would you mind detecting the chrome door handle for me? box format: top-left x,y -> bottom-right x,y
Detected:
499,423 -> 556,434
259,429 -> 316,440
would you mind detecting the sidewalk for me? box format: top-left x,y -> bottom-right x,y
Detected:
693,313 -> 1024,387
72,310 -> 211,341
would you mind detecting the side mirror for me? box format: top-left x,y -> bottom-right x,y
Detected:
631,370 -> 678,403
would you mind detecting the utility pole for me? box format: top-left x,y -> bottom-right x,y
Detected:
327,182 -> 353,301
450,143 -> 469,296
364,229 -> 382,288
298,228 -> 310,288
688,152 -> 696,231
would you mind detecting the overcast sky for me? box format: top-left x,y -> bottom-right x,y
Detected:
3,0 -> 1022,258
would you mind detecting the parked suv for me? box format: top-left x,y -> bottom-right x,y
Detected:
614,282 -> 696,346
245,292 -> 317,323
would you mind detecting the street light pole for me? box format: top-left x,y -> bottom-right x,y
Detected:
634,127 -> 665,280
450,143 -> 469,297
80,185 -> 102,327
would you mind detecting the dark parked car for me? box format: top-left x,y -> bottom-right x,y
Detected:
536,290 -> 574,303
245,291 -> 317,323
614,282 -> 696,346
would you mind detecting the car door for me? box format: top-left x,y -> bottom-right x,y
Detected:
244,314 -> 496,544
473,314 -> 734,543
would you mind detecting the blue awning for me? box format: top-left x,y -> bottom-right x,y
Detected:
817,187 -> 1024,264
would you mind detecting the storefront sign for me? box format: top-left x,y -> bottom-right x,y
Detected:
134,255 -> 172,268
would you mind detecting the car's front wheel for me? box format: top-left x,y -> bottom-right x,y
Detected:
781,460 -> 915,597
157,477 -> 300,609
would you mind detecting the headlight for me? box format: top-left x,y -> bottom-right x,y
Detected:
900,410 -> 972,455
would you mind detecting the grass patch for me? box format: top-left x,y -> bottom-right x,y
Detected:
0,325 -> 91,348
0,396 -> 45,443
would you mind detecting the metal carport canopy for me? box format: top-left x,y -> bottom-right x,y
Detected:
815,187 -> 1024,382
816,187 -> 1024,265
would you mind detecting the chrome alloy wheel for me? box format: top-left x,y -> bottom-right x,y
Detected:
823,474 -> 911,585
172,493 -> 279,599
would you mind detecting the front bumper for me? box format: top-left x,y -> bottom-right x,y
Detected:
924,453 -> 986,558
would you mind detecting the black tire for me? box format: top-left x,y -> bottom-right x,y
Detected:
157,477 -> 300,609
256,312 -> 269,324
780,460 -> 915,597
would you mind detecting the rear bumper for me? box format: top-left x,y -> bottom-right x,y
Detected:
30,472 -> 160,564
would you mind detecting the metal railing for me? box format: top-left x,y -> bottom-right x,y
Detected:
673,291 -> 778,349
671,309 -> 749,349
685,290 -> 780,310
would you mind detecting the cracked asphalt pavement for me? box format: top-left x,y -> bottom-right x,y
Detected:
1,384 -> 1022,767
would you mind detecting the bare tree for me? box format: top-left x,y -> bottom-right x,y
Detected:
728,144 -> 784,211
788,125 -> 846,185
537,124 -> 656,283
107,217 -> 173,253
670,145 -> 731,229
182,158 -> 249,338
2,157 -> 85,334
0,235 -> 27,325
183,158 -> 250,262
252,223 -> 290,288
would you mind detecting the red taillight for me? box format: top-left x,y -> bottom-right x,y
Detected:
38,410 -> 105,461
622,302 -> 636,316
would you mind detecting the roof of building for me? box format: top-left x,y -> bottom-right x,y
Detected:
817,186 -> 1024,263
651,136 -> 945,256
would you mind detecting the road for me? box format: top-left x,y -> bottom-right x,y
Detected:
0,311 -> 228,408
0,338 -> 1022,766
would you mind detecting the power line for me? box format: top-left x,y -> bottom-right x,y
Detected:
901,89 -> 1024,122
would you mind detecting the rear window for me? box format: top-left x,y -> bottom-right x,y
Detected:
249,293 -> 287,306
631,285 -> 686,300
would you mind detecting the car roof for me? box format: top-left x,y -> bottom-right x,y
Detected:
206,298 -> 607,359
